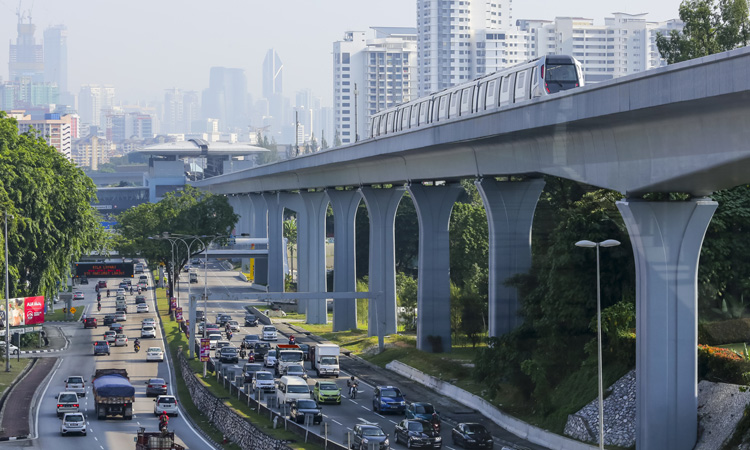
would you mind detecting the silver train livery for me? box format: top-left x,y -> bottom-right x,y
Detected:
368,55 -> 583,138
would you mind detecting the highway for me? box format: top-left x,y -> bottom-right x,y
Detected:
14,267 -> 217,450
182,260 -> 547,450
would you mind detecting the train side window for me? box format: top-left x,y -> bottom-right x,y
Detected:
438,95 -> 448,121
500,75 -> 511,107
379,113 -> 388,135
514,70 -> 526,102
411,105 -> 419,127
372,117 -> 380,137
403,106 -> 411,129
477,82 -> 487,111
460,87 -> 473,115
419,101 -> 428,125
449,91 -> 459,118
485,79 -> 496,109
530,67 -> 540,97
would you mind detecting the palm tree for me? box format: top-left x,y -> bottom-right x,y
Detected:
283,218 -> 298,281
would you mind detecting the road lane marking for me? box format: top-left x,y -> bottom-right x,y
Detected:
389,419 -> 397,424
332,419 -> 342,425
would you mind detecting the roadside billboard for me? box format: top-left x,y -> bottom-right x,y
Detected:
175,307 -> 183,322
0,296 -> 45,327
200,339 -> 210,362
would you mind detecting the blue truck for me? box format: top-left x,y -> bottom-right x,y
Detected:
92,369 -> 135,420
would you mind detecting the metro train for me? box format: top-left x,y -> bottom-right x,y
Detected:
368,55 -> 584,138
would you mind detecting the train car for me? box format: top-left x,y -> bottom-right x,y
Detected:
368,55 -> 583,139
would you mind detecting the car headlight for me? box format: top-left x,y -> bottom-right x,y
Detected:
362,439 -> 369,444
383,438 -> 389,445
400,401 -> 406,405
435,437 -> 442,441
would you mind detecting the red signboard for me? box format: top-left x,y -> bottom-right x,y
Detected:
175,307 -> 183,322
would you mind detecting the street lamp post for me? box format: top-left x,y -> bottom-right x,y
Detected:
170,234 -> 210,360
575,239 -> 620,450
148,236 -> 180,310
202,234 -> 231,338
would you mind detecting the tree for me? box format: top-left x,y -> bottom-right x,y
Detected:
334,130 -> 342,147
321,131 -> 329,150
114,185 -> 238,301
396,272 -> 418,331
657,0 -> 750,64
255,133 -> 280,165
283,217 -> 298,282
309,133 -> 318,153
0,112 -> 105,299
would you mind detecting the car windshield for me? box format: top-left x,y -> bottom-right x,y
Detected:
246,314 -> 256,320
149,378 -> 165,385
296,399 -> 317,409
222,348 -> 237,354
415,404 -> 434,414
158,397 -> 176,404
264,326 -> 276,332
68,377 -> 83,383
66,414 -> 84,422
256,372 -> 273,380
288,385 -> 310,393
59,393 -> 77,402
244,335 -> 259,341
143,326 -> 153,331
545,63 -> 578,82
381,388 -> 401,397
320,356 -> 337,365
320,384 -> 337,391
407,422 -> 424,432
287,365 -> 303,373
148,347 -> 161,352
465,424 -> 487,435
363,427 -> 386,436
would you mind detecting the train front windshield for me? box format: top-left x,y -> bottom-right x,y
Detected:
545,63 -> 579,93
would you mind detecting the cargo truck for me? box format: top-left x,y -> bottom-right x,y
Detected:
92,368 -> 135,420
310,344 -> 340,377
274,344 -> 304,376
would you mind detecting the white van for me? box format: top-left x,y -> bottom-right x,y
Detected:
189,271 -> 198,283
276,375 -> 310,404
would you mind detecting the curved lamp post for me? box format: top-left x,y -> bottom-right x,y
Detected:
575,238 -> 620,450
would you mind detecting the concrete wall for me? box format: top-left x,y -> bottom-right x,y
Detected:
386,360 -> 598,450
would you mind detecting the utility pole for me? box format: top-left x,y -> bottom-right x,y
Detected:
354,83 -> 359,142
295,111 -> 300,157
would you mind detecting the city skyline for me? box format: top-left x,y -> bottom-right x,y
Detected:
0,0 -> 683,106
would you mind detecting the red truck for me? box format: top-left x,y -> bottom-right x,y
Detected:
135,428 -> 186,450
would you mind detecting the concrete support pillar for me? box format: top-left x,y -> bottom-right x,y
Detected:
262,192 -> 284,293
237,195 -> 254,236
408,183 -> 463,353
360,187 -> 404,338
297,191 -> 329,325
475,178 -> 545,337
327,189 -> 361,331
248,193 -> 268,285
226,195 -> 242,235
616,198 -> 717,450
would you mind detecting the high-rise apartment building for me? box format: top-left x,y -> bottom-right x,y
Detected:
0,77 -> 58,109
43,25 -> 68,96
164,88 -> 200,134
15,112 -> 73,159
9,15 -> 44,82
72,135 -> 116,170
518,13 -> 682,83
333,28 -> 418,145
417,0 -> 512,96
202,67 -> 248,132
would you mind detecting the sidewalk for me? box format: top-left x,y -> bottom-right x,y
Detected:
20,325 -> 68,354
0,357 -> 57,440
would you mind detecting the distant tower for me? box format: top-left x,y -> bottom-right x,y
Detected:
201,67 -> 248,132
262,49 -> 284,133
9,8 -> 44,82
44,25 -> 69,101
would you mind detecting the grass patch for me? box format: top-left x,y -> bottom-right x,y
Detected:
0,358 -> 32,395
46,306 -> 83,322
156,287 -> 322,450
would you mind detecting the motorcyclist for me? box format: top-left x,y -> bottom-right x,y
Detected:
130,285 -> 134,294
106,289 -> 110,297
97,292 -> 101,302
97,302 -> 101,312
347,376 -> 358,398
239,348 -> 246,359
226,330 -> 233,342
288,335 -> 295,345
134,338 -> 141,352
159,411 -> 169,431
247,350 -> 255,363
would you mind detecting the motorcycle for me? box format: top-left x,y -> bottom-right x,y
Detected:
349,382 -> 358,399
134,343 -> 141,353
288,335 -> 295,345
159,416 -> 169,432
97,302 -> 101,312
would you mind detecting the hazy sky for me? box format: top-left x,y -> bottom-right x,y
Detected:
0,0 -> 683,107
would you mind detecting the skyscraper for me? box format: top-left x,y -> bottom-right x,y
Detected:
201,67 -> 248,132
262,49 -> 284,135
9,13 -> 44,82
43,25 -> 68,95
79,84 -> 116,129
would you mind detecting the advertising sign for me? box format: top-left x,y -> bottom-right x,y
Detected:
75,262 -> 134,278
170,299 -> 177,310
0,296 -> 45,327
175,307 -> 183,322
200,338 -> 210,362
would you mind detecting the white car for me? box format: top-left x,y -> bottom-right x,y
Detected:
208,333 -> 222,349
64,375 -> 86,397
115,312 -> 127,322
262,325 -> 278,341
56,392 -> 80,418
72,291 -> 84,301
136,303 -> 149,313
142,318 -> 156,327
60,412 -> 86,436
103,330 -> 117,343
137,281 -> 148,290
141,326 -> 156,338
0,342 -> 20,355
154,395 -> 178,416
264,353 -> 277,368
226,320 -> 240,332
116,288 -> 126,297
115,334 -> 128,346
146,347 -> 164,362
